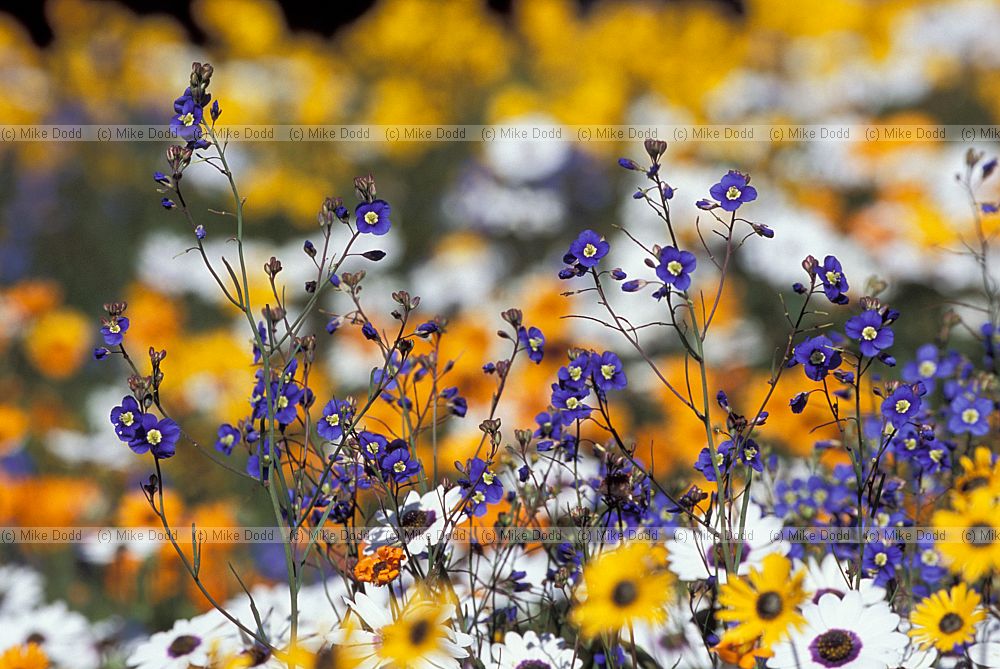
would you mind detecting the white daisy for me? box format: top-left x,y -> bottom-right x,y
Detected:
631,603 -> 713,669
0,601 -> 99,668
483,630 -> 581,669
970,642 -> 1000,667
0,564 -> 44,616
129,616 -> 223,669
799,554 -> 886,606
768,591 -> 907,669
665,502 -> 788,584
366,485 -> 466,556
335,590 -> 473,669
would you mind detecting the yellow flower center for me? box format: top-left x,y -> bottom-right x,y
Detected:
874,552 -> 887,567
220,434 -> 234,446
600,364 -> 616,380
364,211 -> 379,225
180,112 -> 195,126
528,337 -> 543,351
921,549 -> 939,566
393,461 -> 406,473
904,438 -> 917,451
825,270 -> 840,284
962,408 -> 980,425
918,360 -> 937,378
929,449 -> 944,463
725,186 -> 741,200
483,472 -> 495,484
895,399 -> 911,414
120,411 -> 134,427
583,243 -> 598,258
326,414 -> 340,426
569,367 -> 582,381
472,491 -> 485,504
147,429 -> 162,445
565,397 -> 579,410
666,260 -> 683,276
861,326 -> 878,341
277,396 -> 289,409
108,321 -> 121,334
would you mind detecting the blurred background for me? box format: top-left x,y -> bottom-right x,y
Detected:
2,0 -> 1000,632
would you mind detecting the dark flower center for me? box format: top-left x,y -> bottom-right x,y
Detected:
810,350 -> 827,365
409,618 -> 431,646
167,634 -> 201,658
657,631 -> 689,651
939,612 -> 964,634
612,579 -> 638,607
812,587 -> 845,604
970,523 -> 993,547
755,591 -> 784,620
25,632 -> 45,645
400,509 -> 435,529
706,542 -> 750,568
809,629 -> 861,667
960,476 -> 989,493
515,662 -> 552,669
313,647 -> 339,669
239,646 -> 271,667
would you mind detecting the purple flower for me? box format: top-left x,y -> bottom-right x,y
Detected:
817,255 -> 849,305
881,385 -> 922,429
901,344 -> 954,393
568,230 -> 610,268
215,423 -> 240,455
655,246 -> 697,292
792,335 -> 842,381
592,351 -> 627,391
361,322 -> 379,341
518,326 -> 545,364
736,438 -> 763,472
318,399 -> 353,441
789,392 -> 809,414
845,309 -> 894,357
110,396 -> 143,440
128,413 -> 181,458
862,541 -> 903,587
708,171 -> 757,211
93,347 -> 109,360
947,393 -> 992,436
355,200 -> 391,236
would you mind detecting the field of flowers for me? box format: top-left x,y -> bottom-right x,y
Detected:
3,1 -> 1000,668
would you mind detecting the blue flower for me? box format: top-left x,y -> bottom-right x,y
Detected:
247,439 -> 281,481
845,309 -> 894,358
557,352 -> 592,390
110,396 -> 142,440
708,170 -> 757,211
736,438 -> 763,472
361,321 -> 379,341
100,316 -> 129,346
567,230 -> 610,268
947,393 -> 992,436
128,413 -> 181,459
355,200 -> 391,236
789,392 -> 809,414
694,441 -> 734,482
518,326 -> 545,364
533,411 -> 565,449
901,344 -> 954,393
792,335 -> 842,381
214,423 -> 241,455
381,440 -> 421,482
592,351 -> 627,391
881,385 -> 922,429
318,399 -> 353,441
862,540 -> 903,587
170,93 -> 204,143
551,384 -> 591,421
817,255 -> 849,305
459,458 -> 504,517
655,246 -> 697,292
358,431 -> 388,463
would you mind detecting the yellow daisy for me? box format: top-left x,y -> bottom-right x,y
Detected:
0,643 -> 49,669
910,583 -> 986,652
954,446 -> 1000,495
570,542 -> 673,638
933,487 -> 1000,581
717,553 -> 807,647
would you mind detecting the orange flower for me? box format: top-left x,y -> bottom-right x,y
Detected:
713,630 -> 774,669
354,546 -> 405,585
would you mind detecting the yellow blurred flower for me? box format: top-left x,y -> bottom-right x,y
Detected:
0,643 -> 49,669
0,404 -> 29,455
23,307 -> 91,379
